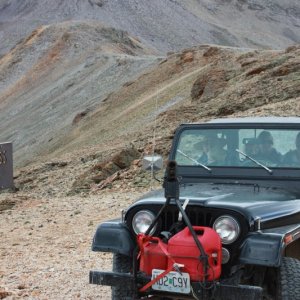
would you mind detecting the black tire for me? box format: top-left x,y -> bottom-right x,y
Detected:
277,257 -> 300,300
111,253 -> 136,300
266,257 -> 300,300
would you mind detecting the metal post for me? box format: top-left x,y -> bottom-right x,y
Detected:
0,142 -> 13,190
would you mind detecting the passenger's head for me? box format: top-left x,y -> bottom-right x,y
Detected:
258,131 -> 274,153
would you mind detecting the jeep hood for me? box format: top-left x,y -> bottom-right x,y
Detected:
133,183 -> 300,229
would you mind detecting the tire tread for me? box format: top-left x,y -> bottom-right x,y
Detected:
277,257 -> 300,300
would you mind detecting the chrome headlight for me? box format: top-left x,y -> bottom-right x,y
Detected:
213,215 -> 240,244
132,210 -> 156,235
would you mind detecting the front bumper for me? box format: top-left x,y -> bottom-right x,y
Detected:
89,270 -> 263,300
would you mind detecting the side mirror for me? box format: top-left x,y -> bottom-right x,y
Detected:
142,155 -> 163,172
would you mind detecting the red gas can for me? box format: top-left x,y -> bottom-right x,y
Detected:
138,235 -> 168,276
167,226 -> 222,281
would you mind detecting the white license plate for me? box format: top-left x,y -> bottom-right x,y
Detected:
151,269 -> 191,294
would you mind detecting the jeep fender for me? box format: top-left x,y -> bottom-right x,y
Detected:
92,221 -> 135,256
239,232 -> 284,267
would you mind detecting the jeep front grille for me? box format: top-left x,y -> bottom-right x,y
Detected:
161,205 -> 215,231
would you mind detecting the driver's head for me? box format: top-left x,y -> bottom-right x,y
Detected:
245,139 -> 259,156
258,131 -> 274,153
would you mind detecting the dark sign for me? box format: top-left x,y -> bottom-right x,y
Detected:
0,143 -> 13,189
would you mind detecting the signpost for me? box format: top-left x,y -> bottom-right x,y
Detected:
0,142 -> 13,190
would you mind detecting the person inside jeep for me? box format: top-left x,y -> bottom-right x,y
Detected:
282,132 -> 300,166
194,138 -> 210,164
244,138 -> 259,157
255,130 -> 282,164
195,136 -> 227,166
207,137 -> 227,165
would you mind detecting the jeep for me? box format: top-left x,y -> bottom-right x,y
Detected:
89,117 -> 300,299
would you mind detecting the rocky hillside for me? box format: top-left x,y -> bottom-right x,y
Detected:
9,44 -> 300,197
0,21 -> 159,165
0,3 -> 299,189
0,0 -> 300,56
0,0 -> 299,167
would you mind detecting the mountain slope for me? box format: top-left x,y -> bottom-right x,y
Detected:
0,21 -> 159,165
56,44 -> 300,163
4,44 -> 298,196
0,0 -> 299,56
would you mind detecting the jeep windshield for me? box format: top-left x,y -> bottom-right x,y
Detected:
175,128 -> 300,169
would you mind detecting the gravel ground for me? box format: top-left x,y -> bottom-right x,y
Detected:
0,190 -> 145,299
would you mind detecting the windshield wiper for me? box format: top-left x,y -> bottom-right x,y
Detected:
176,149 -> 211,172
236,149 -> 273,175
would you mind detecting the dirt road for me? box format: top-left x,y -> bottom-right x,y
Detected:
0,190 -> 143,299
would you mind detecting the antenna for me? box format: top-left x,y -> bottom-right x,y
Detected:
150,92 -> 159,189
152,92 -> 159,156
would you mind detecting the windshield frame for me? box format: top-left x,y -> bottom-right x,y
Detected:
169,122 -> 300,185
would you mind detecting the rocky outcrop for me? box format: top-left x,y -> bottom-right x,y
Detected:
190,46 -> 300,117
71,147 -> 141,193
